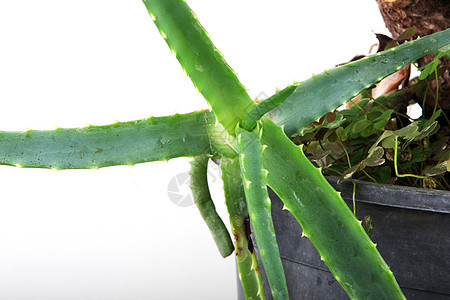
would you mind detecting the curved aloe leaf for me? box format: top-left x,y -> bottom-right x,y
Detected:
260,117 -> 405,299
236,124 -> 288,299
269,29 -> 450,136
240,85 -> 297,132
143,0 -> 255,134
221,157 -> 265,300
189,155 -> 234,258
0,111 -> 230,169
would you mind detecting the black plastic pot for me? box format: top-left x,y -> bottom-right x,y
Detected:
237,176 -> 450,299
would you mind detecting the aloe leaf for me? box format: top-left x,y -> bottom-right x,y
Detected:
189,156 -> 234,258
0,111 -> 228,169
221,157 -> 266,300
240,85 -> 297,131
270,29 -> 450,136
236,124 -> 288,299
143,0 -> 255,134
260,117 -> 405,299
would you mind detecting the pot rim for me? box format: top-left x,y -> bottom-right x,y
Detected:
326,176 -> 450,214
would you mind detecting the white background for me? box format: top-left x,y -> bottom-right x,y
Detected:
0,1 -> 389,299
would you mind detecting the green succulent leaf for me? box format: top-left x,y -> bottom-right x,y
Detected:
0,111 -> 224,169
260,118 -> 405,299
269,29 -> 450,136
221,158 -> 266,300
143,0 -> 255,134
236,124 -> 288,300
242,85 -> 297,132
189,156 -> 234,258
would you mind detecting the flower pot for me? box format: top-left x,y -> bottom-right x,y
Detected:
237,176 -> 450,299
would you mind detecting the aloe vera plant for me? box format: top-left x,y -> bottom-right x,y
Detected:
1,1 -> 449,299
